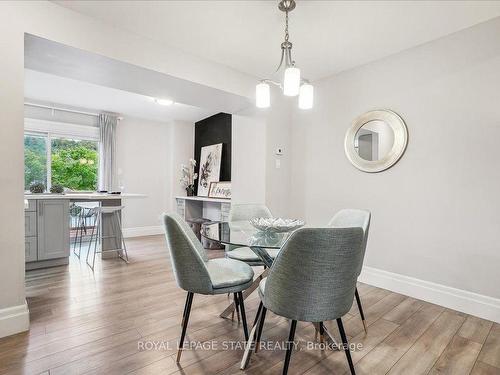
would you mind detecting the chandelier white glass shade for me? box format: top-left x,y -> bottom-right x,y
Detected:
255,0 -> 313,109
283,67 -> 301,96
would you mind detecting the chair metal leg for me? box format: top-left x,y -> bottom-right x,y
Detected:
180,292 -> 190,327
86,213 -> 97,264
177,292 -> 194,363
87,213 -> 100,270
355,288 -> 367,334
319,322 -> 325,344
283,320 -> 297,375
73,211 -> 82,257
255,305 -> 267,353
78,210 -> 86,257
233,293 -> 240,322
238,292 -> 249,341
253,301 -> 263,327
337,318 -> 356,375
219,268 -> 269,319
92,214 -> 100,269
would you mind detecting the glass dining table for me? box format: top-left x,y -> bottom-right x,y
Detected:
202,220 -> 289,266
201,220 -> 340,369
201,220 -> 289,319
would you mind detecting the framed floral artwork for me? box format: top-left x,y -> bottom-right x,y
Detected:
197,143 -> 222,196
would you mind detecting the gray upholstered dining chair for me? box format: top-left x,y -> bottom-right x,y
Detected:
253,227 -> 365,375
227,203 -> 279,265
329,209 -> 371,333
162,213 -> 254,363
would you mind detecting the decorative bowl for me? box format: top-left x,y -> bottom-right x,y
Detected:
250,217 -> 305,233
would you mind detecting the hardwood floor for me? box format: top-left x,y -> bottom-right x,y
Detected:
0,235 -> 499,375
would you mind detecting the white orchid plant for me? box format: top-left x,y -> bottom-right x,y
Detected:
180,158 -> 198,195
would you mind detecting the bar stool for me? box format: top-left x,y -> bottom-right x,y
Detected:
73,202 -> 98,258
86,205 -> 129,270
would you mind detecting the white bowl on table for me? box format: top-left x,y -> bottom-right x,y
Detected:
250,217 -> 305,233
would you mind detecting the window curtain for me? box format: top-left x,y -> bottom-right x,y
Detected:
98,114 -> 118,191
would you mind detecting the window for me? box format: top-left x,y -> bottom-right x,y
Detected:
51,137 -> 99,191
24,133 -> 48,190
24,119 -> 99,192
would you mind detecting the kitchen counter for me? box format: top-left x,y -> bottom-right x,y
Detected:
25,193 -> 146,200
24,193 -> 146,270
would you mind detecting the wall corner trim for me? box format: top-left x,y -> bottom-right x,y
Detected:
0,301 -> 29,339
359,266 -> 500,324
123,225 -> 163,238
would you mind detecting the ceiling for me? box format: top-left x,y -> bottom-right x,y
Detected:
54,0 -> 500,81
25,35 -> 251,122
25,69 -> 215,123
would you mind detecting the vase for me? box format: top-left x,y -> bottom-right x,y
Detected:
186,185 -> 195,197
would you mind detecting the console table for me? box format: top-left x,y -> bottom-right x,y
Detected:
175,196 -> 231,222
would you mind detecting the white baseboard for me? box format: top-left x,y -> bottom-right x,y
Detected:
359,266 -> 500,324
0,301 -> 29,338
123,225 -> 163,238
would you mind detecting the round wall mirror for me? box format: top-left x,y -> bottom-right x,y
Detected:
345,110 -> 408,173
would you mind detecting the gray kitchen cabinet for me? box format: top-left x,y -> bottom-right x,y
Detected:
25,211 -> 37,237
25,199 -> 37,212
36,199 -> 70,260
25,236 -> 37,262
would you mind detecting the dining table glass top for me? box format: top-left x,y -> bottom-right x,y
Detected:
201,221 -> 291,249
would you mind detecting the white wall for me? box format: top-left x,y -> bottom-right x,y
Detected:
169,120 -> 195,205
231,115 -> 266,205
115,117 -> 171,234
290,17 -> 500,311
263,94 -> 293,218
0,7 -> 27,338
235,92 -> 293,217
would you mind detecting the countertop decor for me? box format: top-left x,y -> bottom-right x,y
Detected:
180,158 -> 198,197
29,182 -> 46,194
250,217 -> 305,233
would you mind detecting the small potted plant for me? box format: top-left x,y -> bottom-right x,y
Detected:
50,184 -> 64,194
180,159 -> 198,196
29,181 -> 46,194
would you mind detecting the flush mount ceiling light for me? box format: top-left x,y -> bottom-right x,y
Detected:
154,98 -> 174,106
256,0 -> 313,110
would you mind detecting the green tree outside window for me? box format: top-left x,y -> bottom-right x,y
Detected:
24,135 -> 99,191
24,135 -> 47,190
51,138 -> 98,191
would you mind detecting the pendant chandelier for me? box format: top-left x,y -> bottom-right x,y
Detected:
256,0 -> 313,109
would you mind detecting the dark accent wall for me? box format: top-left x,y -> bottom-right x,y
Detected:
194,113 -> 231,194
